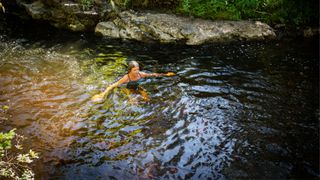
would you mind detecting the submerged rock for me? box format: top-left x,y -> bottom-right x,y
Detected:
95,11 -> 276,45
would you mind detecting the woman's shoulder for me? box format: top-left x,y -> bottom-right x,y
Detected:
117,74 -> 129,83
139,71 -> 148,77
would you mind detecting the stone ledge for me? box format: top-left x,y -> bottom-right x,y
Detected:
95,11 -> 276,45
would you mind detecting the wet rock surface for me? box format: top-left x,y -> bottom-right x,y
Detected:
95,11 -> 276,45
18,0 -> 109,31
10,0 -> 276,44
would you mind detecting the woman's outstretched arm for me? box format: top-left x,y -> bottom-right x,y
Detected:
91,75 -> 128,102
140,71 -> 176,78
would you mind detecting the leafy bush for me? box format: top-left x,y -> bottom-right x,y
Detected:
176,0 -> 318,25
0,129 -> 39,180
80,0 -> 94,10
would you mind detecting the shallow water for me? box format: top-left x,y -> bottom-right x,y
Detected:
0,16 -> 319,179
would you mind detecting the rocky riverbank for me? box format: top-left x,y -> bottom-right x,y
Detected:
3,0 -> 318,45
95,10 -> 275,45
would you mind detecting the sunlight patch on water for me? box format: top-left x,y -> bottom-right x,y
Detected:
0,35 -> 318,179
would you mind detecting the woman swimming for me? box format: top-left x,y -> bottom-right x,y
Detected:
91,60 -> 176,102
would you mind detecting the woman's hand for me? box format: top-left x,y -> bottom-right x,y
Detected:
91,93 -> 105,102
91,85 -> 116,102
165,72 -> 176,76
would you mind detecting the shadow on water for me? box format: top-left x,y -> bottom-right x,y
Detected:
0,14 -> 319,179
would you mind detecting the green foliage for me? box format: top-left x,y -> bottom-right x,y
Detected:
124,0 -> 133,8
176,0 -> 318,25
177,0 -> 254,20
0,129 -> 39,180
107,0 -> 133,11
110,0 -> 179,10
80,0 -> 94,10
0,129 -> 15,153
17,150 -> 39,163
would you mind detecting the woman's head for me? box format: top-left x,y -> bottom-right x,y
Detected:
128,60 -> 140,74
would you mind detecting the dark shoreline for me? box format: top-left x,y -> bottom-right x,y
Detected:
0,11 -> 318,46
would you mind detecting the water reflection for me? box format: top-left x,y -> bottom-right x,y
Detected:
0,25 -> 318,179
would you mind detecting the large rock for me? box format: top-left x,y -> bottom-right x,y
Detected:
12,0 -> 276,44
19,0 -> 110,31
95,11 -> 276,45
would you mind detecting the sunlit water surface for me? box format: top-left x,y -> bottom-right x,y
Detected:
0,17 -> 318,179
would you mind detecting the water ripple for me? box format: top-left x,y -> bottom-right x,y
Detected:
0,37 -> 318,179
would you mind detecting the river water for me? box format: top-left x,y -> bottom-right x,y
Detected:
0,16 -> 319,179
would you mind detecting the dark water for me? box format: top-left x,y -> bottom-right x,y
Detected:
0,15 -> 319,179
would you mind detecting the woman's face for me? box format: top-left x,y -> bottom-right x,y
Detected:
130,66 -> 140,75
